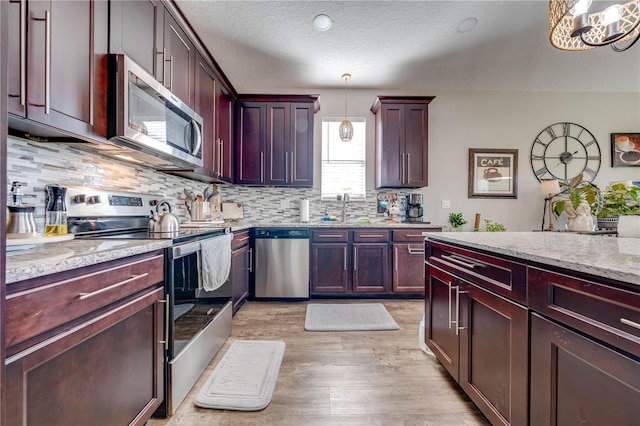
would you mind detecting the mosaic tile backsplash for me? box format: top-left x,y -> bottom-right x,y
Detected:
6,136 -> 414,232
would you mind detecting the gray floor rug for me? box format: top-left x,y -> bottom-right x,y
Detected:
194,340 -> 285,411
304,303 -> 400,331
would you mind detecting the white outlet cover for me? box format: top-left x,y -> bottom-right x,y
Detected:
441,200 -> 451,209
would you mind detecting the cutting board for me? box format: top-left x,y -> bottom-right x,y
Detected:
222,202 -> 244,220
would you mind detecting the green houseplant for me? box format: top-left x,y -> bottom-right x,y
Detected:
596,182 -> 640,231
448,212 -> 467,231
552,174 -> 601,220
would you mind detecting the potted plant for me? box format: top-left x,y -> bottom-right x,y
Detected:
483,219 -> 506,232
448,212 -> 467,231
596,182 -> 640,231
552,174 -> 601,221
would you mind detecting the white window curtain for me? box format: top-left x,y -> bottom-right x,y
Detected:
321,118 -> 366,200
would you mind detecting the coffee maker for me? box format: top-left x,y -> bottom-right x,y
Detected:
405,193 -> 425,222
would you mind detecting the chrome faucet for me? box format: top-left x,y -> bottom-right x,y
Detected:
338,193 -> 350,222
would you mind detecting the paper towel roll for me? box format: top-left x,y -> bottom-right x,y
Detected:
300,199 -> 310,223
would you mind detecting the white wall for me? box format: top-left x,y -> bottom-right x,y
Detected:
309,88 -> 640,231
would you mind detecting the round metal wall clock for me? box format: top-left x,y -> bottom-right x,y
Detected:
530,122 -> 601,182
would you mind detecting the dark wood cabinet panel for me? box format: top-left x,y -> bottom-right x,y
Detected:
109,0 -> 164,80
392,243 -> 425,293
163,8 -> 194,108
352,243 -> 389,293
4,288 -> 165,426
195,54 -> 216,177
8,0 -> 108,140
231,231 -> 251,314
459,283 -> 528,426
216,81 -> 234,182
371,96 -> 434,189
530,313 -> 639,426
311,243 -> 349,293
235,101 -> 266,184
235,96 -> 316,187
425,264 -> 459,380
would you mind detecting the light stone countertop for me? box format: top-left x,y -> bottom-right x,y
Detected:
6,239 -> 171,284
6,221 -> 442,285
425,232 -> 640,286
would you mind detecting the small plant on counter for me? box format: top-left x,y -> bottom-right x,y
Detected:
483,219 -> 506,232
448,212 -> 467,231
597,182 -> 640,218
552,173 -> 601,219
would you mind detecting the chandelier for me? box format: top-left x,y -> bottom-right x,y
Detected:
339,73 -> 353,142
550,0 -> 640,51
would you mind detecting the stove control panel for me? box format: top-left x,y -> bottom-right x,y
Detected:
63,185 -> 165,218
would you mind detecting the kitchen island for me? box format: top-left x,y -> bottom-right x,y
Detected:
424,232 -> 639,426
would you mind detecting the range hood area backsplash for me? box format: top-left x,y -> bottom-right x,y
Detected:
6,136 -> 410,232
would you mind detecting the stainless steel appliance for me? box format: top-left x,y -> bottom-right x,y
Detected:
254,228 -> 310,299
406,193 -> 425,222
65,186 -> 231,417
104,54 -> 203,169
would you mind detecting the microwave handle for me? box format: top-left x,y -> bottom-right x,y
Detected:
190,119 -> 202,157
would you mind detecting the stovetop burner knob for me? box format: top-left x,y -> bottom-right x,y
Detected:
73,194 -> 86,203
87,195 -> 101,204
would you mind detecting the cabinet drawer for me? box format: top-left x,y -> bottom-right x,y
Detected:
312,229 -> 349,242
427,240 -> 527,304
232,230 -> 251,250
6,254 -> 164,348
529,267 -> 640,357
354,229 -> 389,242
392,229 -> 428,242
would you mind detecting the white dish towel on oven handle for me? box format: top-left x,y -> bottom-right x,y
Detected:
199,233 -> 233,291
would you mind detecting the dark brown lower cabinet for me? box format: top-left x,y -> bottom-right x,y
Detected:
352,243 -> 388,293
530,313 -> 639,426
311,243 -> 349,294
231,230 -> 251,314
392,242 -> 425,293
4,287 -> 165,426
425,262 -> 528,426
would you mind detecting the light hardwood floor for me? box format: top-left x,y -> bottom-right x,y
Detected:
147,299 -> 490,426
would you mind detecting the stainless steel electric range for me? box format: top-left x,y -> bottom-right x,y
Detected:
63,185 -> 232,417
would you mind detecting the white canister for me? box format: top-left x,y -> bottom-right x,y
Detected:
300,199 -> 310,223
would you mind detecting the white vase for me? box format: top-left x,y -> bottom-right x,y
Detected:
617,216 -> 640,238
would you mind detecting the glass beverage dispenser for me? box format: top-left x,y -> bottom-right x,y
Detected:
45,185 -> 68,235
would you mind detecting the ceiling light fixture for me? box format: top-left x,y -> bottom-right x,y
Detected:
549,0 -> 640,52
339,73 -> 353,142
313,14 -> 332,31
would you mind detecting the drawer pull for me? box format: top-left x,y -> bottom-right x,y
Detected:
407,245 -> 424,255
237,236 -> 250,242
442,254 -> 477,269
405,234 -> 424,237
360,234 -> 384,238
78,273 -> 149,300
317,234 -> 343,238
620,318 -> 640,330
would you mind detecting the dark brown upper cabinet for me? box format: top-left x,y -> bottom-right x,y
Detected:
163,7 -> 195,108
371,96 -> 435,188
235,95 -> 318,187
109,0 -> 164,82
7,0 -> 108,141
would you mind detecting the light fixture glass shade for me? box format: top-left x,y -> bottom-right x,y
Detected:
549,0 -> 640,51
540,179 -> 561,196
313,14 -> 332,31
339,120 -> 353,142
569,0 -> 592,16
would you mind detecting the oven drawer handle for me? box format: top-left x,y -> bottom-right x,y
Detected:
407,245 -> 424,255
172,242 -> 200,258
621,318 -> 640,330
78,273 -> 149,300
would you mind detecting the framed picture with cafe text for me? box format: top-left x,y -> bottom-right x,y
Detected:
468,149 -> 518,198
611,133 -> 640,167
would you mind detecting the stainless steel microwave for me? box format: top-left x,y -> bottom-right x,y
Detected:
106,54 -> 203,169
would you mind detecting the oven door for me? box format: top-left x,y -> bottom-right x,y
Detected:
161,236 -> 232,416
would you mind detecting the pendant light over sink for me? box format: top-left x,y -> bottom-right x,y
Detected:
339,73 -> 353,142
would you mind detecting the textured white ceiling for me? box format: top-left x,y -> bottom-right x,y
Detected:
175,0 -> 640,93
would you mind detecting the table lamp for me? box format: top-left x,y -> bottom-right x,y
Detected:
540,179 -> 561,231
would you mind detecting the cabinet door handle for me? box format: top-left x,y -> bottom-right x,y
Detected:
158,293 -> 170,350
260,152 -> 264,182
401,153 -> 406,184
394,247 -> 398,271
285,153 -> 289,183
406,152 -> 411,184
219,139 -> 224,176
291,152 -> 295,182
621,318 -> 640,330
78,273 -> 149,300
156,48 -> 166,85
19,0 -> 26,105
32,10 -> 51,113
442,254 -> 477,269
344,248 -> 347,271
455,287 -> 469,336
449,283 -> 456,329
407,245 -> 424,255
353,246 -> 357,270
248,248 -> 253,272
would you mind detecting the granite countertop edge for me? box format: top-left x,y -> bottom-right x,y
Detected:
425,232 -> 640,286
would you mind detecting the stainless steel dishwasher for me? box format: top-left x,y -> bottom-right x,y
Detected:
254,228 -> 310,299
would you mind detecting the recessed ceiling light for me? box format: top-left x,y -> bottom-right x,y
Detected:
457,17 -> 478,34
313,14 -> 332,31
